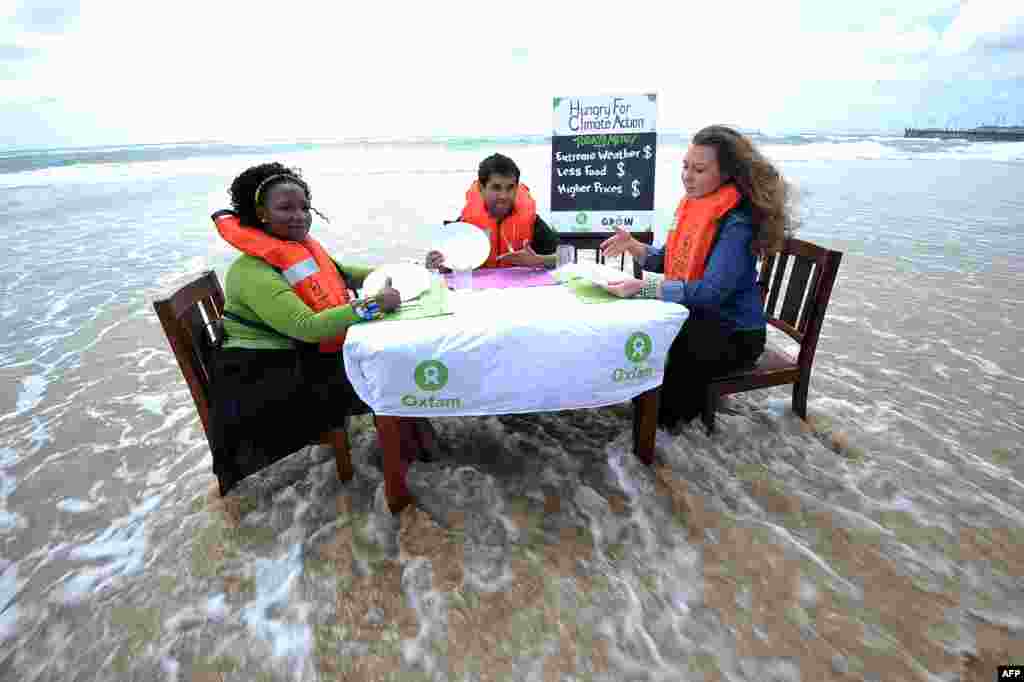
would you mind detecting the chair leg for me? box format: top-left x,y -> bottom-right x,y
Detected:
324,425 -> 353,483
397,418 -> 423,462
793,375 -> 809,420
702,390 -> 717,436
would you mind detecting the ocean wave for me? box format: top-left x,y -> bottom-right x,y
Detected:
3,134 -> 1023,184
761,138 -> 1024,163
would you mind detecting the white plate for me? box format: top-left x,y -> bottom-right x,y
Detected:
361,263 -> 431,302
433,222 -> 491,271
572,263 -> 629,286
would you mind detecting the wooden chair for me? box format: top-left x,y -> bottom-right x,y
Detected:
702,238 -> 843,434
152,270 -> 355,492
557,231 -> 655,279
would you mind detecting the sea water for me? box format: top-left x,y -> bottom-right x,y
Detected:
0,133 -> 1022,680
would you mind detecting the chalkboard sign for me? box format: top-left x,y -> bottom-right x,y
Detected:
550,94 -> 657,232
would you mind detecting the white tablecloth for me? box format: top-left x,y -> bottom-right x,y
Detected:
342,285 -> 689,416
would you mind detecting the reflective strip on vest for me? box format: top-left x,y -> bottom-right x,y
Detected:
281,258 -> 318,285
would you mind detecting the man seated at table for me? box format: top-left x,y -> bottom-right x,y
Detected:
425,153 -> 560,270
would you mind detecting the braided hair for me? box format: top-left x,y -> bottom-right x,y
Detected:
228,162 -> 329,227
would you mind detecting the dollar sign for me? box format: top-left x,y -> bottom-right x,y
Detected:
631,179 -> 641,198
617,161 -> 625,178
643,145 -> 653,160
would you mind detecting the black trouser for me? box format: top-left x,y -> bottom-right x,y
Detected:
209,347 -> 368,494
658,315 -> 766,427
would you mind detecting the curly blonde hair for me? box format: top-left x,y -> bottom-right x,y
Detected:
692,125 -> 793,254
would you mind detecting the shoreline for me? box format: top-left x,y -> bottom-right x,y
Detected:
904,127 -> 1024,142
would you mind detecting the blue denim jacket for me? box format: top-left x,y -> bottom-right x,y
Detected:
643,207 -> 767,332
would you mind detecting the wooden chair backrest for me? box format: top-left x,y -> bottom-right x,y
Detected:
757,238 -> 842,368
152,270 -> 226,440
557,231 -> 655,279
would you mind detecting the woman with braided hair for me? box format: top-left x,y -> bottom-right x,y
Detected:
209,162 -> 436,494
601,126 -> 792,430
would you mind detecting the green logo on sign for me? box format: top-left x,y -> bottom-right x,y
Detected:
414,360 -> 448,391
576,212 -> 588,225
625,332 -> 652,363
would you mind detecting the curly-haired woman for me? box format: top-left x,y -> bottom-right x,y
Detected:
601,126 -> 792,430
209,162 -> 434,494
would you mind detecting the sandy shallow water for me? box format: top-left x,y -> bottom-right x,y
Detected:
53,388 -> 1015,682
1,140 -> 1022,681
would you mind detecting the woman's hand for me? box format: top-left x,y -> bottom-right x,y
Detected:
601,278 -> 645,298
600,226 -> 643,260
374,276 -> 402,313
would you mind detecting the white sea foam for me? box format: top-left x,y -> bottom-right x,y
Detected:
240,544 -> 312,666
1,136 -> 1021,192
56,498 -> 96,513
14,374 -> 48,415
0,510 -> 25,531
204,593 -> 228,621
946,346 -> 1016,379
132,393 -> 170,417
0,561 -> 17,642
58,495 -> 161,602
159,656 -> 180,681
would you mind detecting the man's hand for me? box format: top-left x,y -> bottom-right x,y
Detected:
601,277 -> 645,298
425,250 -> 445,270
496,243 -> 544,268
375,276 -> 402,313
600,226 -> 641,259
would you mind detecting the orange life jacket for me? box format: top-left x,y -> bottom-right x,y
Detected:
212,210 -> 351,353
459,181 -> 537,268
664,184 -> 741,281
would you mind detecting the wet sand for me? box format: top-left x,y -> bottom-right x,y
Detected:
137,398 -> 1021,682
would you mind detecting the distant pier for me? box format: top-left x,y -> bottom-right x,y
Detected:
905,127 -> 1024,142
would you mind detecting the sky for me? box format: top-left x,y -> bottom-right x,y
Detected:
1,0 -> 1023,148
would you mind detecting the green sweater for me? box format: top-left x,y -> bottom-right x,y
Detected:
221,255 -> 374,350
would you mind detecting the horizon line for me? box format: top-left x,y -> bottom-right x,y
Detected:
1,127 -> 911,154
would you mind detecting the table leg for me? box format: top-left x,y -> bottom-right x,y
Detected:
398,418 -> 424,462
632,388 -> 659,466
374,415 -> 415,513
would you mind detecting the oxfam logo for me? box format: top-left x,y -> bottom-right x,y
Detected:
576,212 -> 588,225
625,332 -> 652,363
414,360 -> 448,391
